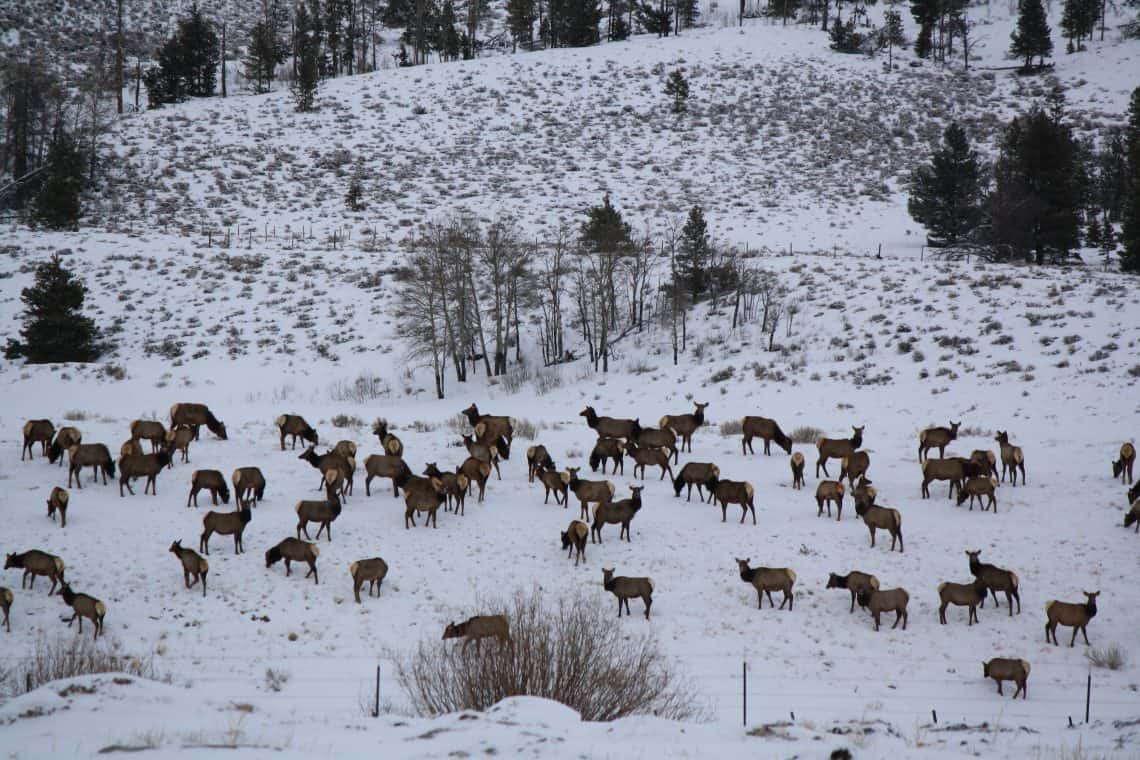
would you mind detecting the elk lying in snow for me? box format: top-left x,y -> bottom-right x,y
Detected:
169,541 -> 208,597
526,445 -> 554,482
459,457 -> 492,504
672,462 -> 720,503
567,467 -> 614,520
790,452 -> 805,489
164,426 -> 194,465
296,475 -> 343,541
119,450 -> 173,496
660,402 -> 709,453
372,419 -> 403,457
839,451 -> 870,487
708,477 -> 756,524
46,487 -> 69,528
170,403 -> 227,440
1113,442 -> 1135,484
857,587 -> 909,631
48,427 -> 82,466
424,463 -> 471,514
580,406 -> 638,441
59,582 -> 105,640
827,571 -> 879,613
538,465 -> 570,506
589,437 -> 624,475
1045,591 -> 1099,647
67,444 -> 114,488
957,477 -> 998,512
462,434 -> 503,480
21,419 -> 54,460
816,481 -> 846,521
966,550 -> 1021,615
938,578 -> 988,625
0,587 -> 11,632
232,467 -> 266,505
404,477 -> 445,528
624,441 -> 674,481
364,454 -> 412,497
995,431 -> 1025,486
276,414 -> 318,450
918,421 -> 960,462
562,520 -> 589,565
5,550 -> 65,594
984,658 -> 1030,699
736,558 -> 795,611
854,493 -> 903,552
443,614 -> 512,652
200,503 -> 253,555
591,486 -> 643,543
129,420 -> 167,453
741,416 -> 792,456
265,538 -> 320,584
816,426 -> 864,478
462,403 -> 513,442
602,568 -> 653,619
635,426 -> 678,463
187,469 -> 230,507
351,558 -> 389,603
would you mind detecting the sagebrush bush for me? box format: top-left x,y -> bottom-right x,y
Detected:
1,634 -> 162,697
719,419 -> 743,436
513,418 -> 539,440
1085,645 -> 1126,671
790,425 -> 823,443
395,588 -> 700,721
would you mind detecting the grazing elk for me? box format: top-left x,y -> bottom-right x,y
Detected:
404,477 -> 445,528
857,587 -> 909,631
538,465 -> 570,506
591,486 -> 643,543
815,480 -> 846,521
741,416 -> 792,456
0,587 -> 11,632
59,582 -> 105,640
1129,481 -> 1140,505
21,419 -> 54,460
5,550 -> 65,594
526,445 -> 554,482
984,658 -> 1030,699
48,427 -> 82,466
854,495 -> 903,552
1045,591 -> 1099,647
580,406 -> 638,441
918,421 -> 960,462
443,615 -> 512,652
265,538 -> 320,584
672,462 -> 720,503
589,437 -> 624,475
164,426 -> 195,465
1113,442 -> 1135,484
994,431 -> 1025,486
169,541 -> 208,597
561,520 -> 589,565
816,426 -> 864,478
67,444 -> 114,488
567,466 -> 614,520
708,476 -> 756,524
624,440 -> 674,481
970,449 -> 999,479
602,568 -> 653,619
364,454 -> 413,498
372,419 -> 404,457
938,578 -> 988,625
232,467 -> 266,505
351,558 -> 389,603
827,571 -> 880,613
920,457 -> 975,500
635,425 -> 678,463
957,477 -> 999,512
462,404 -> 513,442
659,402 -> 709,453
46,487 -> 69,528
736,558 -> 795,611
966,550 -> 1021,615
790,452 -> 806,490
119,450 -> 173,496
187,469 -> 230,507
120,438 -> 144,458
129,420 -> 167,453
276,414 -> 318,450
170,403 -> 227,440
1126,500 -> 1140,532
200,502 -> 253,555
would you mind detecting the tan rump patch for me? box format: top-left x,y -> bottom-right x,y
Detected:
937,582 -> 947,594
275,415 -> 287,428
95,601 -> 106,617
559,471 -> 570,485
57,489 -> 69,506
1020,660 -> 1031,675
350,561 -> 359,576
54,558 -> 65,573
786,569 -> 796,584
311,545 -> 320,558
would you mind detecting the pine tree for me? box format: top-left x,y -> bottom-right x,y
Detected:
909,0 -> 937,58
907,122 -> 988,246
883,9 -> 905,69
506,0 -> 536,48
244,20 -> 287,93
292,2 -> 320,112
1061,0 -> 1099,50
143,2 -> 219,106
437,0 -> 462,60
33,129 -> 84,230
1010,0 -> 1052,69
5,255 -> 106,363
676,206 -> 710,300
664,69 -> 689,113
1121,86 -> 1140,273
580,193 -> 632,254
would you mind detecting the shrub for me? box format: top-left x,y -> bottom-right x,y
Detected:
709,366 -> 735,383
532,367 -> 563,395
719,419 -> 743,436
394,588 -> 700,721
499,364 -> 533,394
790,426 -> 823,443
328,373 -> 390,403
513,418 -> 539,440
1085,645 -> 1126,671
1,634 -> 162,697
264,668 -> 291,692
330,414 -> 363,428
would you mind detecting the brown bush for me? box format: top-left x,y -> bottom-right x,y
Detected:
1,634 -> 162,696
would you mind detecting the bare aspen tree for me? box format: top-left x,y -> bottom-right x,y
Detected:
115,0 -> 124,113
541,228 -> 568,365
482,217 -> 518,375
397,248 -> 450,398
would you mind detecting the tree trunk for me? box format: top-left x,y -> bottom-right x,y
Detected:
116,0 -> 124,113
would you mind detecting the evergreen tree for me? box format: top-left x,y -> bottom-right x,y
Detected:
1121,86 -> 1140,273
677,0 -> 699,28
664,69 -> 689,113
547,0 -> 602,46
676,206 -> 710,300
1010,0 -> 1052,68
144,2 -> 219,106
437,0 -> 463,60
506,0 -> 536,48
637,1 -> 673,36
991,106 -> 1081,264
5,254 -> 106,363
883,9 -> 905,68
244,20 -> 287,93
292,2 -> 320,111
580,193 -> 632,254
909,0 -> 937,58
384,0 -> 415,27
1061,0 -> 1099,50
907,122 -> 988,246
33,129 -> 84,230
829,17 -> 864,53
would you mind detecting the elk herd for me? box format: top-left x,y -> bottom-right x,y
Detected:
10,399 -> 1135,704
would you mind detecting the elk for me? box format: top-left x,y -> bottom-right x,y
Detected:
736,558 -> 795,611
1129,481 -> 1140,505
624,440 -> 674,481
580,406 -> 638,441
443,615 -> 512,652
169,541 -> 208,597
854,496 -> 903,552
538,465 -> 570,506
970,449 -> 998,479
816,426 -> 864,478
938,578 -> 988,625
232,467 -> 266,505
741,416 -> 792,456
790,452 -> 806,490
276,414 -> 318,450
635,425 -> 678,463
164,426 -> 194,465
187,469 -> 230,507
332,439 -> 357,459
462,403 -> 513,442
839,451 -> 870,487
708,477 -> 756,524
462,433 -> 503,480
67,444 -> 114,488
567,466 -> 614,521
404,477 -> 445,528
59,582 -> 105,640
169,403 -> 227,440
589,437 -> 624,475
526,444 -> 554,482
372,419 -> 404,457
561,520 -> 589,565
920,457 -> 975,500
298,446 -> 353,496
200,502 -> 253,555
265,538 -> 320,584
364,454 -> 413,497
120,438 -> 143,458
602,568 -> 653,619
857,587 -> 909,631
918,421 -> 961,462
351,558 -> 389,603
957,477 -> 999,512
591,486 -> 643,543
659,402 -> 709,453
119,450 -> 172,496
966,550 -> 1021,615
0,587 -> 10,632
459,457 -> 492,503
994,431 -> 1025,486
5,550 -> 65,594
827,571 -> 879,613
1126,500 -> 1140,532
21,419 -> 55,460
296,474 -> 343,541
48,427 -> 82,466
1113,442 -> 1135,484
672,462 -> 720,503
423,463 -> 470,515
129,420 -> 167,453
46,487 -> 69,528
815,481 -> 846,520
1045,592 -> 1099,647
984,658 -> 1030,699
